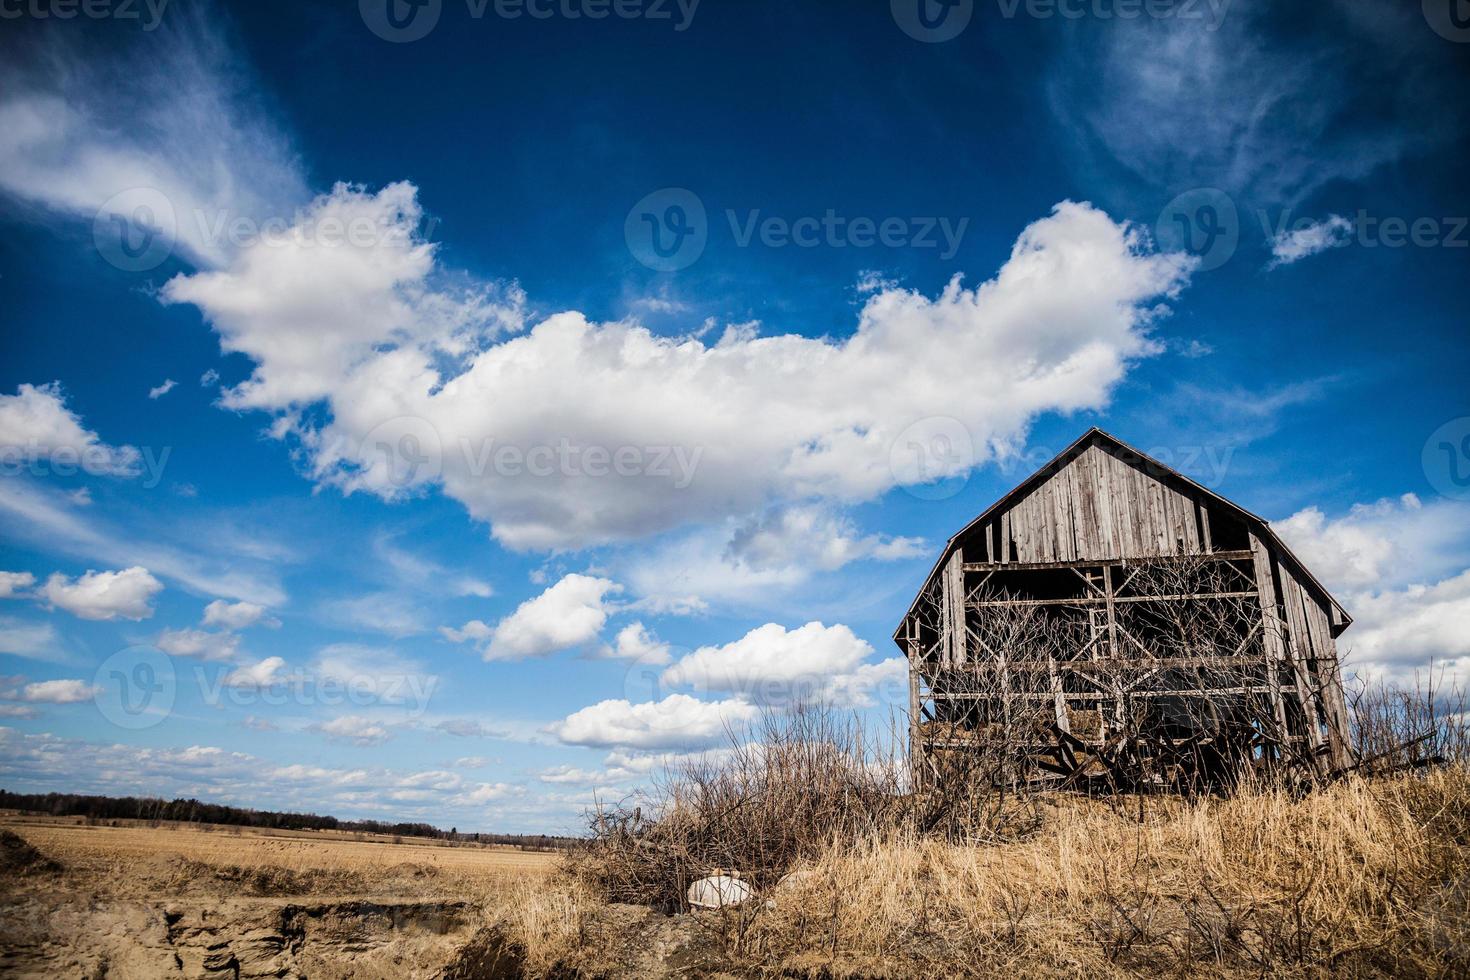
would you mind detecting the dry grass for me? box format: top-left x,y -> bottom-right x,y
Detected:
0,814 -> 555,893
502,768 -> 1470,977
739,769 -> 1470,977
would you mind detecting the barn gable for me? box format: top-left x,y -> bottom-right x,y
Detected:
894,428 -> 1350,647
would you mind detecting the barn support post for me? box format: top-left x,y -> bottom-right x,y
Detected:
1248,532 -> 1293,763
906,616 -> 925,792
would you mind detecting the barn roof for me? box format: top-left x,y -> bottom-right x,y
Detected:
891,427 -> 1352,646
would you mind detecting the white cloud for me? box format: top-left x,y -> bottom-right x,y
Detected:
202,599 -> 278,630
1268,215 -> 1354,268
549,693 -> 758,750
0,728 -> 551,831
0,481 -> 287,608
0,383 -> 141,477
1345,571 -> 1470,675
318,591 -> 427,638
434,719 -> 507,738
309,644 -> 436,707
440,620 -> 494,645
0,16 -> 307,268
15,679 -> 98,704
156,627 -> 241,662
0,618 -> 62,661
161,186 -> 1190,552
1050,1 -> 1455,209
0,571 -> 36,599
42,566 -> 162,621
661,621 -> 901,707
481,574 -> 620,661
375,535 -> 493,599
538,765 -> 603,785
1275,494 -> 1470,592
452,782 -> 520,806
626,506 -> 927,609
316,715 -> 392,746
200,369 -> 220,387
224,656 -> 287,689
148,379 -> 178,400
1275,494 -> 1470,683
595,622 -> 672,665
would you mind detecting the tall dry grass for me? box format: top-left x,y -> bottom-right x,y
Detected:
501,685 -> 1470,977
739,769 -> 1470,977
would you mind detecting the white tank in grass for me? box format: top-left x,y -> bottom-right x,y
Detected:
687,872 -> 753,909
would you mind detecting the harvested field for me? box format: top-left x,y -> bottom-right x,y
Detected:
0,814 -> 554,887
0,815 -> 557,979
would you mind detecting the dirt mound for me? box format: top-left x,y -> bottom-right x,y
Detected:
0,830 -> 62,876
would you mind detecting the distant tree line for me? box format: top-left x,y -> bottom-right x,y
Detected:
0,789 -> 577,850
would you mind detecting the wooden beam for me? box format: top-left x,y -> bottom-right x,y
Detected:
961,550 -> 1253,573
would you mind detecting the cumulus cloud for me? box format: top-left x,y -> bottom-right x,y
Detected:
315,715 -> 392,746
14,679 -> 98,704
550,693 -> 758,751
0,480 -> 287,608
1275,494 -> 1470,591
661,621 -> 901,708
1268,215 -> 1354,268
477,574 -> 620,661
1345,571 -> 1470,678
223,656 -> 287,689
595,622 -> 672,665
434,719 -> 507,738
159,184 -> 1191,552
0,728 -> 547,830
1275,494 -> 1470,683
202,599 -> 278,630
0,383 -> 141,477
41,566 -> 162,621
0,572 -> 36,599
156,627 -> 241,662
440,620 -> 494,645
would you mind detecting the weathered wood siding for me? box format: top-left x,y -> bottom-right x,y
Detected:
967,443 -> 1211,563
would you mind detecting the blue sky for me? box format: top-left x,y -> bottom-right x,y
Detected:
0,0 -> 1467,833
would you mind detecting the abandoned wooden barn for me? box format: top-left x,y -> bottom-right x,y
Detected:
894,429 -> 1355,792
